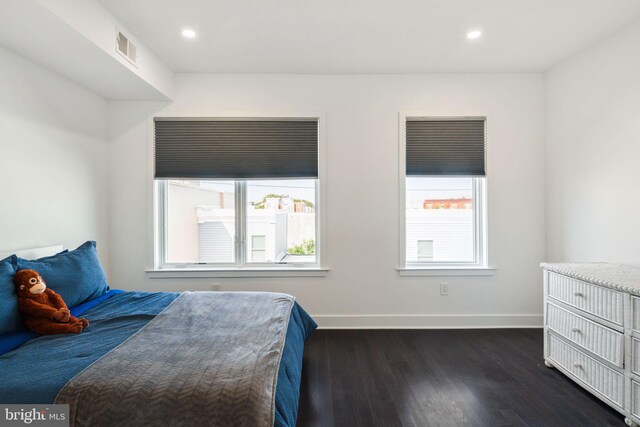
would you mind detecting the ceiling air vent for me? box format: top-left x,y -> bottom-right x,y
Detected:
116,29 -> 137,66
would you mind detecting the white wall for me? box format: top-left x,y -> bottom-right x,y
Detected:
2,9 -> 634,327
0,0 -> 173,101
545,20 -> 640,265
108,73 -> 546,328
0,46 -> 109,270
40,0 -> 174,99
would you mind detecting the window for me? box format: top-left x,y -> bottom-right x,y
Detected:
246,180 -> 316,264
251,236 -> 267,262
165,180 -> 235,264
405,177 -> 484,265
401,116 -> 487,269
153,117 -> 321,271
160,179 -> 318,267
417,240 -> 434,261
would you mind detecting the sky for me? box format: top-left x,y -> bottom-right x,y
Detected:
406,177 -> 472,207
200,179 -> 316,205
199,177 -> 470,207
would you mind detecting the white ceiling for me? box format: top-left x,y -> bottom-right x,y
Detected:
99,0 -> 640,74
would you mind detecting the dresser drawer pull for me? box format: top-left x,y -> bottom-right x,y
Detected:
573,363 -> 583,369
571,328 -> 582,334
574,292 -> 583,297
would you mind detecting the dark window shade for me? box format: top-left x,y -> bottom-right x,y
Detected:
406,119 -> 486,176
154,119 -> 318,179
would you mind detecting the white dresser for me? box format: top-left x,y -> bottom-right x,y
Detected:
542,262 -> 640,426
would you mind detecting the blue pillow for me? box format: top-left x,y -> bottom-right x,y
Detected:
0,256 -> 19,335
16,241 -> 109,308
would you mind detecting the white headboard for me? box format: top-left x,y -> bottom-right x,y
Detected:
0,245 -> 64,260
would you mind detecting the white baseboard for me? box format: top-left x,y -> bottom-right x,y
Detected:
313,314 -> 543,329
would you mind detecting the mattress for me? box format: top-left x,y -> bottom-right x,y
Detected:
0,291 -> 316,427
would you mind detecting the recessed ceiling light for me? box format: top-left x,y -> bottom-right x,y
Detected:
182,29 -> 196,39
466,30 -> 482,40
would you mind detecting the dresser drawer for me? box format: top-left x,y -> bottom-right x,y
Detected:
548,272 -> 623,325
633,381 -> 640,418
633,297 -> 640,334
546,303 -> 623,366
548,333 -> 623,407
632,338 -> 640,377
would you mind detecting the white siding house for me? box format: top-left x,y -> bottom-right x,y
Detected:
406,209 -> 474,262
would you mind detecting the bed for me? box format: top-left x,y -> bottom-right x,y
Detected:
0,244 -> 316,427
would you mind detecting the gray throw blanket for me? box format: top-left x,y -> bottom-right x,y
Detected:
56,291 -> 295,427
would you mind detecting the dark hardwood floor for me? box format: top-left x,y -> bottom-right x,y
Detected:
296,329 -> 623,427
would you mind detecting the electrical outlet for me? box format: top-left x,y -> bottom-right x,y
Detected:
210,283 -> 221,291
440,282 -> 449,296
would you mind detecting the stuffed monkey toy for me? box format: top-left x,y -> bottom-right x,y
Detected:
14,269 -> 89,335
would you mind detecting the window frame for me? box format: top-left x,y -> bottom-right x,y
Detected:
147,113 -> 328,278
398,112 -> 493,275
404,177 -> 485,268
155,179 -> 321,270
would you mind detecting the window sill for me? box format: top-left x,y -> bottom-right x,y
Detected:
397,267 -> 496,277
145,267 -> 330,279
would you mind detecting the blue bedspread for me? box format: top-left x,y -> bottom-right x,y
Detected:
0,291 -> 316,427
